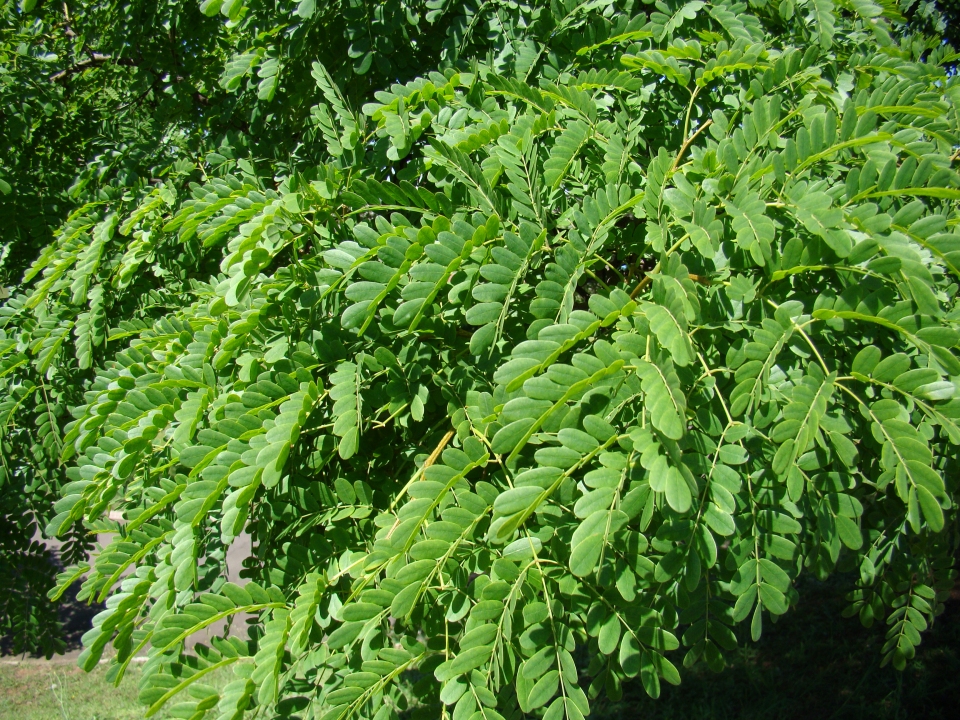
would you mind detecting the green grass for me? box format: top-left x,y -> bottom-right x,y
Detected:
1,661 -> 146,720
0,661 -> 233,720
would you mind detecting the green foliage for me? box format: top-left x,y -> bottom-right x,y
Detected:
3,0 -> 960,718
0,489 -> 63,658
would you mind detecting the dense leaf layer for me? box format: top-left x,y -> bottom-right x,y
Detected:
3,1 -> 960,718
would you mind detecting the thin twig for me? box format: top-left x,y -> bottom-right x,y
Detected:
50,54 -> 135,82
629,234 -> 691,299
62,2 -> 76,37
629,272 -> 652,299
389,430 -> 455,510
680,84 -> 702,148
671,119 -> 713,172
115,78 -> 160,112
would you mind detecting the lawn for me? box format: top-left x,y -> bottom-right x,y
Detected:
1,661 -> 155,720
0,661 -> 233,720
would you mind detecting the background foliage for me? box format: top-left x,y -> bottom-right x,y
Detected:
2,0 -> 960,718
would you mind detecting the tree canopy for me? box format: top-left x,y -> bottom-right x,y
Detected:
2,1 -> 960,718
